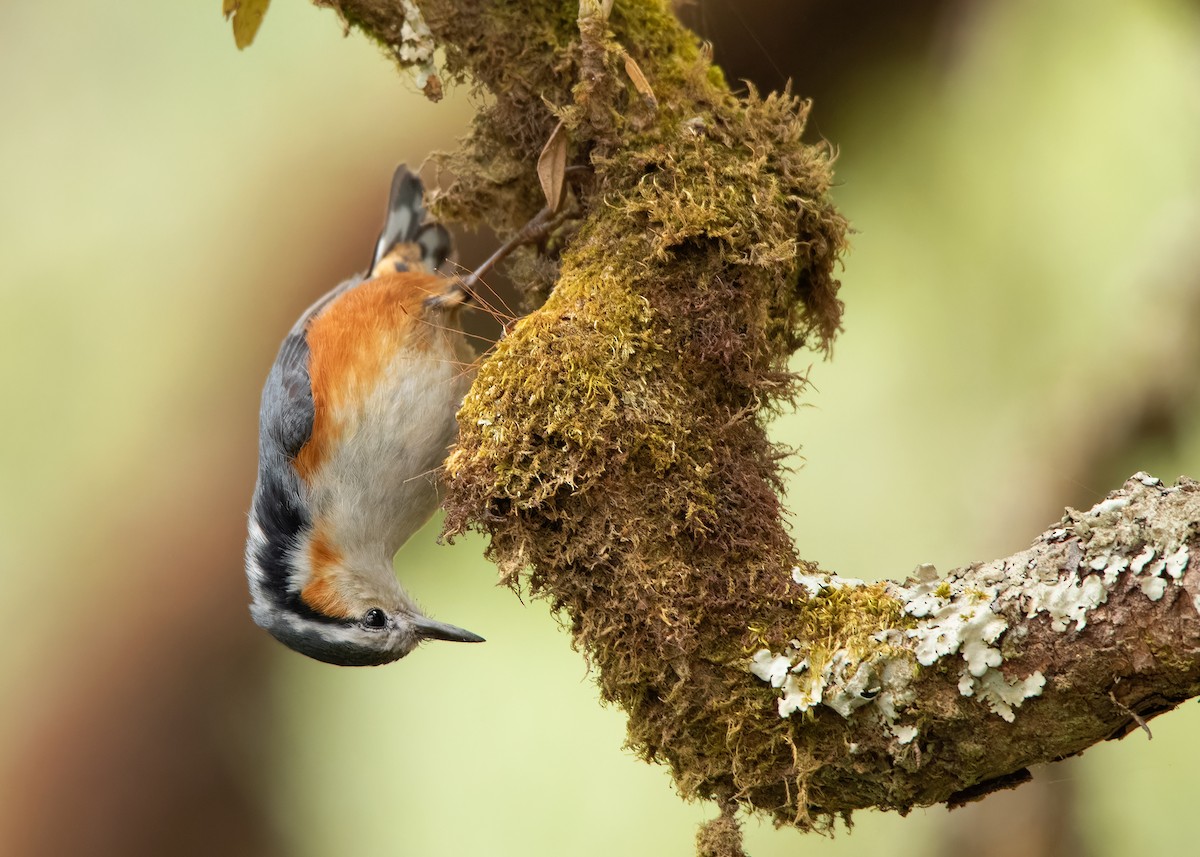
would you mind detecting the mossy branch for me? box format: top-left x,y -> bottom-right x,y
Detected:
303,0 -> 1200,849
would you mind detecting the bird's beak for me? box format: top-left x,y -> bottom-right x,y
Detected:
411,615 -> 486,644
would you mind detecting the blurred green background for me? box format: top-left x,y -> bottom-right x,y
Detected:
2,1 -> 1198,855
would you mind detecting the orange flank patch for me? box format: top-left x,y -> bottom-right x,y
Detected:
292,271 -> 459,482
299,526 -> 353,618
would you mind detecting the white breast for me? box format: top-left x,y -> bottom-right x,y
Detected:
309,331 -> 475,567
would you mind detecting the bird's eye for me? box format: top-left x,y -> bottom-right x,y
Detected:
362,608 -> 387,629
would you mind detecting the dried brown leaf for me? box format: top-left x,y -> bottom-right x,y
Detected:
622,51 -> 658,111
537,120 -> 569,212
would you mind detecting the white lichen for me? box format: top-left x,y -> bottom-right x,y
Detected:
1141,575 -> 1168,600
750,640 -> 826,718
1126,544 -> 1190,602
908,587 -> 1006,675
960,670 -> 1047,723
1130,546 -> 1156,574
749,649 -> 793,687
793,568 -> 866,596
823,655 -> 880,718
749,478 -> 1191,735
778,660 -> 824,717
875,654 -> 918,721
1089,497 -> 1130,516
1102,555 -> 1129,586
1021,573 -> 1107,632
396,0 -> 440,91
1165,545 -> 1190,580
892,567 -> 1046,721
750,571 -> 904,722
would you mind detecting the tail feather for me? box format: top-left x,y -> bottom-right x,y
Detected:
415,222 -> 451,271
370,165 -> 451,274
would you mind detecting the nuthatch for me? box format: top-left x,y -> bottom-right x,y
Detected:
245,166 -> 485,666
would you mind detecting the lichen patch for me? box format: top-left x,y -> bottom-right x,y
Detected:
752,476 -> 1195,734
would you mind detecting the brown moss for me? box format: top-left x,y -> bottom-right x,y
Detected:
696,802 -> 746,857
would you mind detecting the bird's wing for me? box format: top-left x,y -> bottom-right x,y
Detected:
260,274 -> 360,460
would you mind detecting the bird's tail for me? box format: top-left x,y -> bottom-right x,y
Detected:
370,165 -> 452,277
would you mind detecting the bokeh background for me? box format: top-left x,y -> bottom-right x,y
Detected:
2,1 -> 1199,855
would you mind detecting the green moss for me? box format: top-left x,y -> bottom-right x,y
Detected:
408,0 -> 851,838
447,235 -> 668,514
790,583 -> 910,657
445,78 -> 850,832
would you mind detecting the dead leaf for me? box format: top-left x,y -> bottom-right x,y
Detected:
622,50 -> 658,111
537,120 -> 569,213
223,0 -> 271,50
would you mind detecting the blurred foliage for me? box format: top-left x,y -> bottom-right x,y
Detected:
1,0 -> 1198,855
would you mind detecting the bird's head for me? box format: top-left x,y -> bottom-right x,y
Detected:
246,514 -> 483,667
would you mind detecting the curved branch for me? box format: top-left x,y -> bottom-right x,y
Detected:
742,474 -> 1200,822
300,1 -> 1200,852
